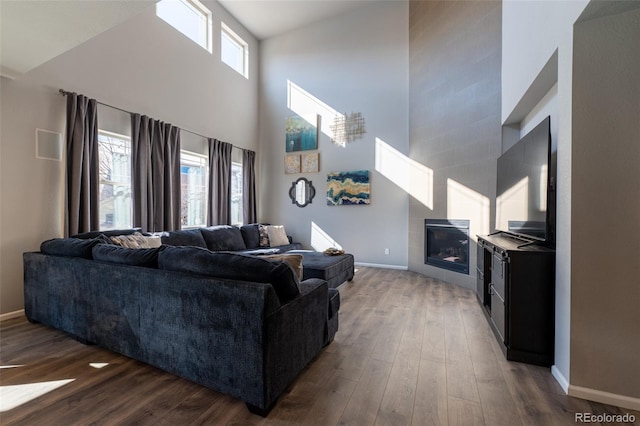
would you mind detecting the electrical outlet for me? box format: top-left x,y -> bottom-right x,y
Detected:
384,248 -> 390,255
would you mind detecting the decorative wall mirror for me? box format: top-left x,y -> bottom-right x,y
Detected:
289,177 -> 316,208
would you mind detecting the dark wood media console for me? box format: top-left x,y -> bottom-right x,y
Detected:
476,232 -> 555,366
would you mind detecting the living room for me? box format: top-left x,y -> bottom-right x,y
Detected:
1,0 -> 639,423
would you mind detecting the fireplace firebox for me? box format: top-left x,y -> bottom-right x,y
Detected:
424,219 -> 470,274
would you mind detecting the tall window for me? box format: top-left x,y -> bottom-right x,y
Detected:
231,162 -> 243,225
98,131 -> 132,230
157,0 -> 212,53
181,151 -> 208,228
221,22 -> 249,78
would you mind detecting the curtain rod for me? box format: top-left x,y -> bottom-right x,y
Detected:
59,89 -> 231,145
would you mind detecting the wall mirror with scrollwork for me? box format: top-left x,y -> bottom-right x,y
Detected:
289,177 -> 315,208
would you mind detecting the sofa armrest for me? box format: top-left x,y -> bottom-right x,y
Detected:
262,278 -> 328,408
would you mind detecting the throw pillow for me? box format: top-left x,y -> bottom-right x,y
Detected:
240,223 -> 261,249
200,225 -> 246,251
267,225 -> 289,247
160,228 -> 207,247
40,237 -> 106,259
258,224 -> 270,247
111,232 -> 161,249
262,253 -> 303,282
92,244 -> 164,268
158,246 -> 300,303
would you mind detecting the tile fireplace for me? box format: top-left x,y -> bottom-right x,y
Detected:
424,219 -> 470,274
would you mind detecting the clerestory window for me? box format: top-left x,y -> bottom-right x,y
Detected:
157,0 -> 213,53
221,22 -> 249,78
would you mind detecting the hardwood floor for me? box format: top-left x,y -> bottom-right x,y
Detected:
1,267 -> 638,425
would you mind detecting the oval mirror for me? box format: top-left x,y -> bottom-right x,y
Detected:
289,177 -> 316,208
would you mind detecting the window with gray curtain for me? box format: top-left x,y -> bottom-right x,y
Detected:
207,138 -> 233,225
131,114 -> 181,232
65,93 -> 99,236
242,149 -> 257,224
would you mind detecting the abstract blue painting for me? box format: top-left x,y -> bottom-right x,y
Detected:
326,170 -> 371,206
286,115 -> 318,152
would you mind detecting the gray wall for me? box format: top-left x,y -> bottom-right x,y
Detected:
258,1 -> 409,267
0,1 -> 258,315
408,0 -> 502,289
571,5 -> 640,400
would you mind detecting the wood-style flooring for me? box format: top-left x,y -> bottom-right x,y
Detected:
1,267 -> 638,425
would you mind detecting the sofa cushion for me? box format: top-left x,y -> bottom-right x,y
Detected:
93,244 -> 164,268
40,237 -> 106,259
266,225 -> 290,247
240,223 -> 261,249
71,228 -> 142,239
160,228 -> 207,247
200,225 -> 246,251
158,246 -> 300,303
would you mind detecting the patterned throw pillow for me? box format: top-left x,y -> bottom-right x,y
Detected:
258,225 -> 270,247
111,232 -> 161,249
262,253 -> 303,281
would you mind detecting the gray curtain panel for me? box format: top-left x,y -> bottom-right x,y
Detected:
65,93 -> 99,236
131,114 -> 181,232
208,138 -> 233,225
242,149 -> 257,224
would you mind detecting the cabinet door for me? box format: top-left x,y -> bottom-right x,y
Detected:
490,289 -> 506,343
491,252 -> 506,299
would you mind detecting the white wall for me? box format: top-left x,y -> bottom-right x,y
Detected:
502,0 -> 587,393
0,1 -> 259,315
258,1 -> 409,267
571,5 -> 640,404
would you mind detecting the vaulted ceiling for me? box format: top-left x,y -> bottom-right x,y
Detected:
0,0 -> 378,80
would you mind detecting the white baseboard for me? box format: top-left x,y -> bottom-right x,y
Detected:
0,309 -> 25,322
551,365 -> 570,394
354,262 -> 408,270
569,384 -> 640,411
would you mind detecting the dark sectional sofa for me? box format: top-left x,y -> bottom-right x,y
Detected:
22,225 -> 340,416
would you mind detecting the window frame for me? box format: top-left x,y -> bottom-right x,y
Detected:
156,0 -> 213,54
221,22 -> 249,78
180,150 -> 209,229
97,130 -> 133,231
230,161 -> 244,226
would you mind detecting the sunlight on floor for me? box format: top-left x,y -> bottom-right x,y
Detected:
89,362 -> 109,369
0,379 -> 75,412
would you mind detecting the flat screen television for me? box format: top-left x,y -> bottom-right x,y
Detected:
495,116 -> 553,243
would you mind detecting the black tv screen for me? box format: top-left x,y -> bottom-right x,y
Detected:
495,116 -> 552,242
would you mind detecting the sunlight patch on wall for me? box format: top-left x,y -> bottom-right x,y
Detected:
375,138 -> 433,209
0,379 -> 75,412
287,80 -> 344,142
447,179 -> 490,242
495,176 -> 529,232
311,221 -> 343,252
